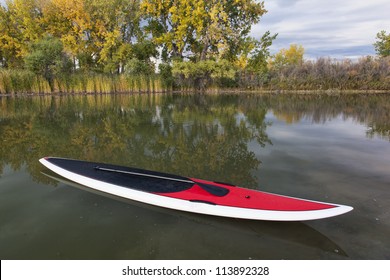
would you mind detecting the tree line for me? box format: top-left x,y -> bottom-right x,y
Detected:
1,0 -> 389,93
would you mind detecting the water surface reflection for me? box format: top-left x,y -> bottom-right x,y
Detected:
1,93 -> 389,259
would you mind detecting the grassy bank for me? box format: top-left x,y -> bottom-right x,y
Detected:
1,56 -> 390,95
0,70 -> 167,95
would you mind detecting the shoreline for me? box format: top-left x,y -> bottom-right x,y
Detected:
1,89 -> 389,98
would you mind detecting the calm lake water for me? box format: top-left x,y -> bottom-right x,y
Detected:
0,93 -> 389,260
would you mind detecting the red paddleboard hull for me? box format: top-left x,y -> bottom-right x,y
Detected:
39,157 -> 353,221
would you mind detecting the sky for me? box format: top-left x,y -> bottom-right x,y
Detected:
252,0 -> 390,59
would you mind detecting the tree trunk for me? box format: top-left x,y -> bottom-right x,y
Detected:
200,37 -> 209,61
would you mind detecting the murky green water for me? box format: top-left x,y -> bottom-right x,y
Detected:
1,93 -> 389,259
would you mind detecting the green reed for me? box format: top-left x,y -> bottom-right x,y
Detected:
0,70 -> 166,95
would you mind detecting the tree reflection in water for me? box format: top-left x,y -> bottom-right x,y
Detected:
1,93 -> 389,188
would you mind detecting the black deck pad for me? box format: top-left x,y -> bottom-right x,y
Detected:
196,183 -> 229,197
46,158 -> 194,193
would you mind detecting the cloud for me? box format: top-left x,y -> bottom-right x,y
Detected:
273,0 -> 302,8
252,0 -> 390,59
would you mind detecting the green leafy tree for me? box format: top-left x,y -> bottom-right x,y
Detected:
0,2 -> 27,67
233,32 -> 277,89
246,31 -> 278,73
268,44 -> 305,70
158,62 -> 174,89
172,59 -> 236,90
85,0 -> 142,72
374,30 -> 390,57
40,0 -> 141,72
0,5 -> 17,67
24,36 -> 72,90
125,58 -> 154,77
124,39 -> 158,76
141,0 -> 266,61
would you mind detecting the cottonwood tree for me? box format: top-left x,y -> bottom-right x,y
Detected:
374,30 -> 390,57
141,0 -> 267,61
24,36 -> 72,90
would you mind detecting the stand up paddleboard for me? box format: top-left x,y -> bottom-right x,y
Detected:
39,157 -> 353,221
